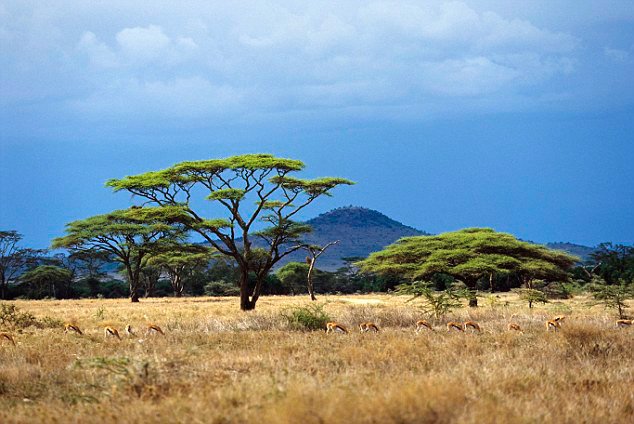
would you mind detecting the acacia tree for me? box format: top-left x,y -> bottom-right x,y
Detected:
19,265 -> 72,299
148,244 -> 214,297
357,228 -> 578,307
0,231 -> 45,299
303,241 -> 339,300
52,208 -> 184,302
106,154 -> 353,310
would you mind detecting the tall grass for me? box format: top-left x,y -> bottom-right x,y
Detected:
0,294 -> 632,423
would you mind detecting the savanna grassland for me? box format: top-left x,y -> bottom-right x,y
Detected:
1,294 -> 633,424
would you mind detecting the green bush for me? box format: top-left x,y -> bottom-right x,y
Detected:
204,280 -> 240,296
281,303 -> 332,331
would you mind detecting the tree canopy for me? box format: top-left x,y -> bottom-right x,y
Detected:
52,208 -> 184,302
106,153 -> 353,310
0,230 -> 45,299
357,228 -> 578,306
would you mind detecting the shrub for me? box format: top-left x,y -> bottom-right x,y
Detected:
588,279 -> 633,318
281,304 -> 331,331
515,288 -> 548,308
0,303 -> 38,329
204,280 -> 240,296
395,281 -> 466,320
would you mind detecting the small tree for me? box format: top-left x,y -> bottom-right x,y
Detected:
148,244 -> 214,297
515,288 -> 548,309
589,278 -> 633,318
303,240 -> 338,301
52,208 -> 184,302
0,231 -> 45,299
395,281 -> 465,320
19,265 -> 72,299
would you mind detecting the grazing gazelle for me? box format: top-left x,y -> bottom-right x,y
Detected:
125,324 -> 135,336
507,323 -> 523,332
326,322 -> 348,334
0,332 -> 16,346
359,322 -> 380,333
546,319 -> 561,332
415,320 -> 434,332
446,322 -> 464,332
464,321 -> 481,333
104,326 -> 121,340
616,319 -> 632,328
64,323 -> 83,335
146,324 -> 165,336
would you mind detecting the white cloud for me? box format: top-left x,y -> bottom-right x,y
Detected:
604,47 -> 630,62
3,0 -> 630,129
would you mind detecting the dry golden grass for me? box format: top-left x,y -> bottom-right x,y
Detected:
1,294 -> 632,423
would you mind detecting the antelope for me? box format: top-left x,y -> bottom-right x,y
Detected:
415,320 -> 434,332
546,320 -> 561,332
146,324 -> 165,336
125,324 -> 135,336
553,315 -> 566,324
1,332 -> 16,346
616,319 -> 632,328
359,322 -> 379,333
507,323 -> 523,332
446,322 -> 464,332
64,323 -> 83,335
104,326 -> 121,340
326,322 -> 348,334
464,321 -> 481,332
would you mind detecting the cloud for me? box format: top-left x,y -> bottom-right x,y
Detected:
604,47 -> 630,62
1,0 -> 631,132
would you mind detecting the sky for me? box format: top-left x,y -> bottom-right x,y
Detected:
1,0 -> 633,249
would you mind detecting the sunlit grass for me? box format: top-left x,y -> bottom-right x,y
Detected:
1,294 -> 632,423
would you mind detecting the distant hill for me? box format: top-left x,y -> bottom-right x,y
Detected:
277,206 -> 427,271
545,242 -> 596,262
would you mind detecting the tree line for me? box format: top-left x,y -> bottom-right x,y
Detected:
1,154 -> 632,310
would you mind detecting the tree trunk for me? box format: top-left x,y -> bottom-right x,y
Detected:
307,258 -> 317,301
467,284 -> 478,307
468,296 -> 478,307
239,272 -> 256,311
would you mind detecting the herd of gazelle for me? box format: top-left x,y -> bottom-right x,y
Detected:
61,322 -> 165,340
1,318 -> 632,346
324,316 -> 634,335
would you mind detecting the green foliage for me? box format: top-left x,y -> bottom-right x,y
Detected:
589,278 -> 633,318
357,228 -> 578,307
590,243 -> 634,284
281,303 -> 332,331
395,281 -> 466,319
515,288 -> 548,308
19,265 -> 73,299
276,262 -> 310,295
204,280 -> 240,296
105,153 -> 353,310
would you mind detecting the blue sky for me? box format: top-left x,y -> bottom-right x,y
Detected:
1,1 -> 633,248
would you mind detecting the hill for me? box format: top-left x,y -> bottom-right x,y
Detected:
545,242 -> 596,262
278,206 -> 427,270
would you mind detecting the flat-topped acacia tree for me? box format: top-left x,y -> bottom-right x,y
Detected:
357,228 -> 578,307
52,209 -> 184,302
106,154 -> 353,310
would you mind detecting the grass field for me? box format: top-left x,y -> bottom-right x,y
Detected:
1,294 -> 633,423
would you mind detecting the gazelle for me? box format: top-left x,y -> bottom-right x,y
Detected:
326,322 -> 348,334
616,319 -> 632,328
125,324 -> 135,336
359,322 -> 379,333
464,321 -> 481,332
1,332 -> 16,346
507,323 -> 523,332
415,320 -> 434,332
446,321 -> 464,332
146,324 -> 165,336
546,320 -> 561,332
104,326 -> 121,340
64,323 -> 83,335
553,315 -> 566,324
